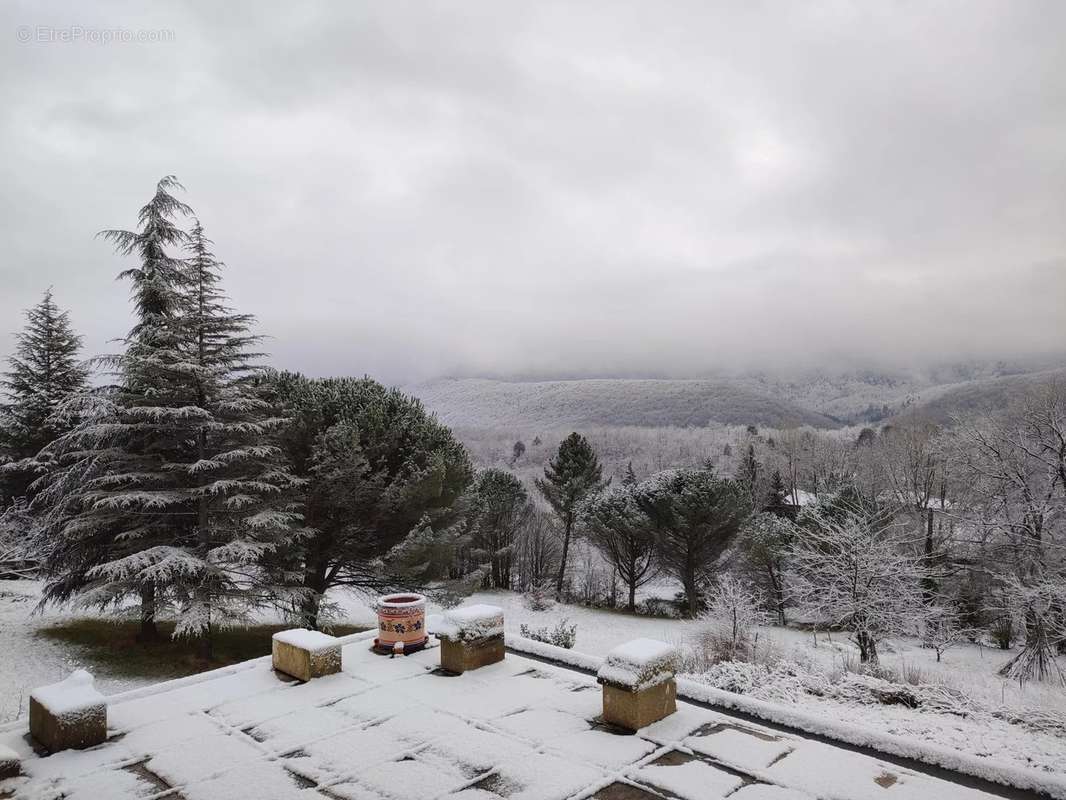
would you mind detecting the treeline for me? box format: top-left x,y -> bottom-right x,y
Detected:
453,398 -> 1066,684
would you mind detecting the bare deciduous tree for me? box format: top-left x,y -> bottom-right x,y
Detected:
949,382 -> 1066,682
787,508 -> 926,663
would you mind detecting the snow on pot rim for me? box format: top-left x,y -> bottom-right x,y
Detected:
376,593 -> 427,609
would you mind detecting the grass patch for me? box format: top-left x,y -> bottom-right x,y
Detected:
36,618 -> 369,681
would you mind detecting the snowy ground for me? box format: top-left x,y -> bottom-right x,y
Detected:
4,581 -> 1065,778
0,581 -> 156,723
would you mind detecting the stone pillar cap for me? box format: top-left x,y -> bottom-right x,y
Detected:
272,628 -> 338,652
436,604 -> 504,641
30,669 -> 104,715
598,638 -> 677,690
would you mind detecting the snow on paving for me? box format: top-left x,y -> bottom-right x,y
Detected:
0,633 -> 1048,800
3,583 -> 1065,793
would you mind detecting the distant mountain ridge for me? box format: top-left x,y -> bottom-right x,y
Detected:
407,378 -> 839,429
407,358 -> 1066,431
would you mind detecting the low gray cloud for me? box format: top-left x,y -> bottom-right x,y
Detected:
2,1 -> 1064,383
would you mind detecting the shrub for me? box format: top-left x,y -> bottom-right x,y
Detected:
697,574 -> 766,663
990,616 -> 1015,650
519,618 -> 577,649
639,597 -> 682,619
523,586 -> 556,612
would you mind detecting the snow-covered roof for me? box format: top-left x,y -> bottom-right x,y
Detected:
0,632 -> 1021,800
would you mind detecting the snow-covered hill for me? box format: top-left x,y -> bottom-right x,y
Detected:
901,366 -> 1066,424
407,378 -> 838,429
407,358 -> 1066,430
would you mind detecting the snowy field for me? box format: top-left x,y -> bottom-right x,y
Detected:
3,581 -> 1064,777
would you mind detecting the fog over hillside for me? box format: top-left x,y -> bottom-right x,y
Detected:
409,378 -> 836,430
903,366 -> 1066,425
411,357 -> 1066,430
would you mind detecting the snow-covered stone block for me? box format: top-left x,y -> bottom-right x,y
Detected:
435,604 -> 505,673
272,628 -> 342,682
435,604 -> 504,642
0,743 -> 20,779
598,638 -> 677,690
597,638 -> 677,731
29,669 -> 107,752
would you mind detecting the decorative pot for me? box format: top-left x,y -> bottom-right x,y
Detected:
374,593 -> 428,654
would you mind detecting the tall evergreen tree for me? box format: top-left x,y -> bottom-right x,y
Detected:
0,290 -> 88,505
735,443 -> 762,512
36,178 -> 296,655
535,432 -> 607,599
765,469 -> 794,519
634,469 -> 748,618
175,219 -> 299,656
36,177 -> 194,640
740,512 -> 794,624
581,484 -> 656,612
268,373 -> 473,629
470,468 -> 530,590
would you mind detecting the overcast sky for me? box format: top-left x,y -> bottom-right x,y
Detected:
2,1 -> 1064,384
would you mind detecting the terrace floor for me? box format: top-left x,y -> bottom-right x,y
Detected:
0,633 -> 1020,800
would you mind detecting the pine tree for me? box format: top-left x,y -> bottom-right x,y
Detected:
634,469 -> 748,618
740,512 -> 793,624
510,440 -> 526,466
765,469 -> 794,519
174,219 -> 299,656
535,432 -> 607,599
470,468 -> 530,590
36,176 -> 194,641
267,373 -> 473,629
581,483 -> 656,611
735,443 -> 762,511
0,290 -> 88,504
36,179 -> 297,655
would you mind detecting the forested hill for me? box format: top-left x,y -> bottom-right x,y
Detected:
409,361 -> 1066,431
902,367 -> 1066,424
406,378 -> 838,429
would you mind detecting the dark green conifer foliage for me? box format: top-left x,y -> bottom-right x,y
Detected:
0,290 -> 88,504
37,179 -> 296,655
535,432 -> 608,598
